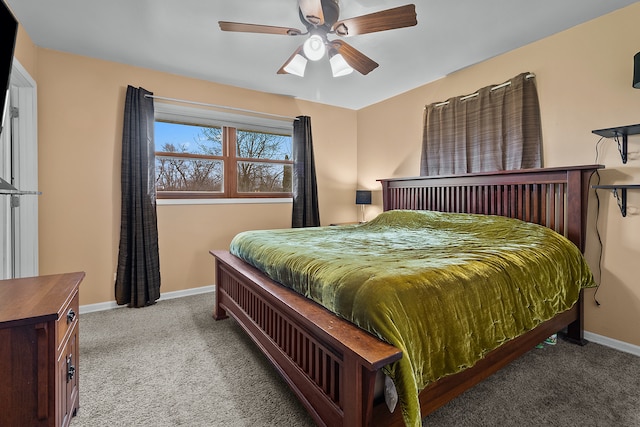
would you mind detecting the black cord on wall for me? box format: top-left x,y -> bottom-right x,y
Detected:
591,136 -> 606,306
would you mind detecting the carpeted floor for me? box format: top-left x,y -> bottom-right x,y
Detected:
72,293 -> 640,427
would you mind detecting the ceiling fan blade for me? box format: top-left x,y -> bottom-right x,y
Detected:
331,4 -> 417,37
331,40 -> 378,75
219,21 -> 303,36
298,0 -> 324,26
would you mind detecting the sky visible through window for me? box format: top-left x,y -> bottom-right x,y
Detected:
155,121 -> 213,154
154,120 -> 292,194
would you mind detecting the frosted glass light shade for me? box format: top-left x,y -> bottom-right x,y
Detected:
303,35 -> 326,61
284,54 -> 307,77
330,53 -> 353,77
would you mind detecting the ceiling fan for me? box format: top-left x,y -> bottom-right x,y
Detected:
219,0 -> 417,77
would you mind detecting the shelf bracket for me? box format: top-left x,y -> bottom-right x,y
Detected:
615,132 -> 628,164
611,188 -> 627,217
592,124 -> 640,164
592,185 -> 640,218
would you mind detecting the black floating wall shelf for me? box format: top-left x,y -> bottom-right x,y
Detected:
592,124 -> 640,164
592,184 -> 640,217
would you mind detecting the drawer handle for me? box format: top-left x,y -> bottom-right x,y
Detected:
67,308 -> 76,323
67,355 -> 75,382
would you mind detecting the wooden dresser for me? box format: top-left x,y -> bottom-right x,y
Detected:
0,272 -> 85,427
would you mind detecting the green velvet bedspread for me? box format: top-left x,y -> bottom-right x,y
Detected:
229,210 -> 596,427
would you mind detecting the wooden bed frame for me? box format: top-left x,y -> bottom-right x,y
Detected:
210,164 -> 602,426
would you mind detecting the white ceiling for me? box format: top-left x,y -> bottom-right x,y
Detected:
7,0 -> 638,110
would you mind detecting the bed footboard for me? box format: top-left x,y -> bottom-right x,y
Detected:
211,250 -> 402,427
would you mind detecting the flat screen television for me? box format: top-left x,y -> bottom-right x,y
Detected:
0,0 -> 18,136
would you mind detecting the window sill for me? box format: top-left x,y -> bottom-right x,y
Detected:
157,198 -> 292,206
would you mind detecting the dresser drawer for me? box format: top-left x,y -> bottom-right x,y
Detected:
57,290 -> 79,349
57,324 -> 79,427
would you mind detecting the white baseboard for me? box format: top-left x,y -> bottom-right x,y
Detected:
584,331 -> 640,357
79,285 -> 215,314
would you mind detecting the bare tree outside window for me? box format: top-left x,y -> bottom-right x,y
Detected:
154,120 -> 292,198
236,129 -> 292,193
155,124 -> 223,192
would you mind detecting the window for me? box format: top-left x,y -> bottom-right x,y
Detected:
154,103 -> 293,199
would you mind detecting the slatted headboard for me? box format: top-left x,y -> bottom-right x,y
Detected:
378,165 -> 602,252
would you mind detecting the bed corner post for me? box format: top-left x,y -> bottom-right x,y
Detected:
563,290 -> 587,346
379,179 -> 391,212
561,165 -> 602,346
565,169 -> 587,253
211,251 -> 228,320
341,356 -> 377,427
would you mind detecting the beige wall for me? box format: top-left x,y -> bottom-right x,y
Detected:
14,3 -> 639,347
358,3 -> 640,346
14,40 -> 358,306
14,25 -> 37,79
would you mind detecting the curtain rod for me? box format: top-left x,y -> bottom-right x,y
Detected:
432,73 -> 536,108
144,94 -> 299,121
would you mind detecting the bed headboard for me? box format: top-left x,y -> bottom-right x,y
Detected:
378,165 -> 603,252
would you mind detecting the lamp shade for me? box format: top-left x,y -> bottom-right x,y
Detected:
330,53 -> 353,77
634,52 -> 640,89
283,53 -> 307,77
355,190 -> 372,205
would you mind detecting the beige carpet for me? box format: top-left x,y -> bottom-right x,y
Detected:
72,292 -> 640,426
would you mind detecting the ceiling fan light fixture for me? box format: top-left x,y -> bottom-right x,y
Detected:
283,53 -> 307,77
330,53 -> 353,77
221,3 -> 418,78
303,34 -> 326,61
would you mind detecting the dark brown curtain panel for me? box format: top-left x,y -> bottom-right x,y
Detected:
115,86 -> 161,307
421,72 -> 542,176
291,116 -> 320,227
